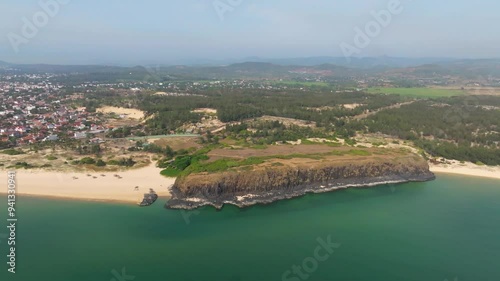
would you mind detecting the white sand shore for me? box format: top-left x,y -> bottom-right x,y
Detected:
430,160 -> 500,180
0,164 -> 175,204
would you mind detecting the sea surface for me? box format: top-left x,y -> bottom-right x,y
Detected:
1,174 -> 499,281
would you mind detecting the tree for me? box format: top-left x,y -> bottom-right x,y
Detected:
165,145 -> 175,158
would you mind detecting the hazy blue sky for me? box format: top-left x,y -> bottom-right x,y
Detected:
1,0 -> 499,64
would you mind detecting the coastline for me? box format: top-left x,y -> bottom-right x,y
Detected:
167,173 -> 436,210
0,163 -> 175,204
429,160 -> 500,180
0,160 -> 498,205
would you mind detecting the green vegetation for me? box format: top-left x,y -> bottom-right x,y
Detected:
76,144 -> 102,155
133,143 -> 175,158
271,154 -> 324,160
137,88 -> 401,136
345,139 -> 357,146
107,158 -> 136,167
414,140 -> 500,166
367,87 -> 466,98
46,155 -> 58,161
7,162 -> 35,169
160,153 -> 210,176
364,97 -> 500,165
162,147 -> 378,177
160,168 -> 183,177
347,150 -> 372,156
225,121 -> 344,145
301,139 -> 320,145
1,149 -> 25,155
70,157 -> 136,167
181,157 -> 265,176
107,126 -> 133,138
270,80 -> 330,87
79,157 -> 96,165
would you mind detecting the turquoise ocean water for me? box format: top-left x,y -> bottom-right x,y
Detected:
1,174 -> 499,281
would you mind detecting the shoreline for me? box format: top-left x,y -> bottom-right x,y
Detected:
167,172 -> 436,210
7,193 -> 171,205
0,163 -> 175,204
429,160 -> 500,180
1,160 -> 498,205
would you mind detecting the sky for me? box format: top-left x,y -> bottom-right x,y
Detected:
0,0 -> 499,65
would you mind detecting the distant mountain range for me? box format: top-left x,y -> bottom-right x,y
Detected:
234,56 -> 459,68
1,57 -> 499,80
144,56 -> 461,69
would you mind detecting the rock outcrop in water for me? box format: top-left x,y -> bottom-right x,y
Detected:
166,155 -> 435,210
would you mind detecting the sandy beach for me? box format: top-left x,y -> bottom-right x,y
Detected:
430,160 -> 500,180
0,163 -> 175,204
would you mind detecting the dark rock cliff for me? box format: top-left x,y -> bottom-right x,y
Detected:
166,156 -> 435,210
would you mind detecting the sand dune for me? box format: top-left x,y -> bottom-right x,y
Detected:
96,106 -> 145,120
0,164 -> 175,204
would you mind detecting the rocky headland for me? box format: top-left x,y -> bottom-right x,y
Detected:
166,154 -> 435,210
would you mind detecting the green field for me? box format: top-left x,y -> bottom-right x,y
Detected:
367,87 -> 466,98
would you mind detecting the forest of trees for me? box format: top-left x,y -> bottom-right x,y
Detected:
363,97 -> 500,165
137,88 -> 402,135
225,121 -> 345,145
